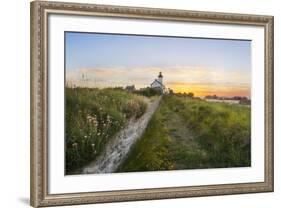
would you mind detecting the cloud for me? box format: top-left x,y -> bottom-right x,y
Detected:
66,66 -> 251,97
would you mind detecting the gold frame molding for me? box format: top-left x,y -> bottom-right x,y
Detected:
30,1 -> 274,207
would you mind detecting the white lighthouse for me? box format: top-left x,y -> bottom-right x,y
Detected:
150,72 -> 165,93
158,72 -> 163,84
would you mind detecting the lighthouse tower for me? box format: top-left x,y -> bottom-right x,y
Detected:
150,72 -> 165,94
158,72 -> 163,84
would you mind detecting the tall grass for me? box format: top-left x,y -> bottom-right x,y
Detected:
119,95 -> 251,172
165,95 -> 251,168
65,87 -> 147,174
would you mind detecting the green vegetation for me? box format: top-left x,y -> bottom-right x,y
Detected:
66,87 -> 251,174
134,87 -> 162,97
119,95 -> 251,172
65,87 -> 147,174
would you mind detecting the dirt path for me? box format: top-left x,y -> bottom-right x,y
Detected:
163,106 -> 205,170
82,96 -> 162,174
119,96 -> 208,172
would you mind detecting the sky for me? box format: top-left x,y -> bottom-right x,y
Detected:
65,32 -> 251,98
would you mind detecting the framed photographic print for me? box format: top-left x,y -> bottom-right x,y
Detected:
30,1 -> 274,207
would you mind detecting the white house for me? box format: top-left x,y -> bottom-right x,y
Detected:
150,72 -> 165,93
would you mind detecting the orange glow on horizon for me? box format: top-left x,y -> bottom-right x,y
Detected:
66,67 -> 251,98
170,83 -> 250,98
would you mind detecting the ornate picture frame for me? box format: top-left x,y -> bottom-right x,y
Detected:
30,1 -> 274,207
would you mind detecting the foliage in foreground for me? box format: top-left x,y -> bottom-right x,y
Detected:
65,87 -> 147,174
119,95 -> 251,172
134,87 -> 162,97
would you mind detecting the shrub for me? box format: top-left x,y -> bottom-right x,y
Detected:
135,87 -> 162,97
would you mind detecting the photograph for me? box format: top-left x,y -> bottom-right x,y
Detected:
30,1 -> 273,206
65,32 -> 252,175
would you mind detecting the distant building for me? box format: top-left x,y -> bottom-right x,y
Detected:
205,99 -> 240,104
239,98 -> 251,105
204,95 -> 251,105
125,85 -> 136,92
150,72 -> 165,94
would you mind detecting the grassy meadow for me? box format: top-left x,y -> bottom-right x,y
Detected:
65,88 -> 251,174
119,95 -> 251,172
65,87 -> 147,174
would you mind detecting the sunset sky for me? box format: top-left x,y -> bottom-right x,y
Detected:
65,32 -> 251,98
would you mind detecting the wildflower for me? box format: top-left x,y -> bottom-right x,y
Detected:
107,115 -> 111,121
86,114 -> 98,126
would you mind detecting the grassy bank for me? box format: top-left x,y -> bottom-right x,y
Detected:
119,95 -> 251,172
65,87 -> 147,174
